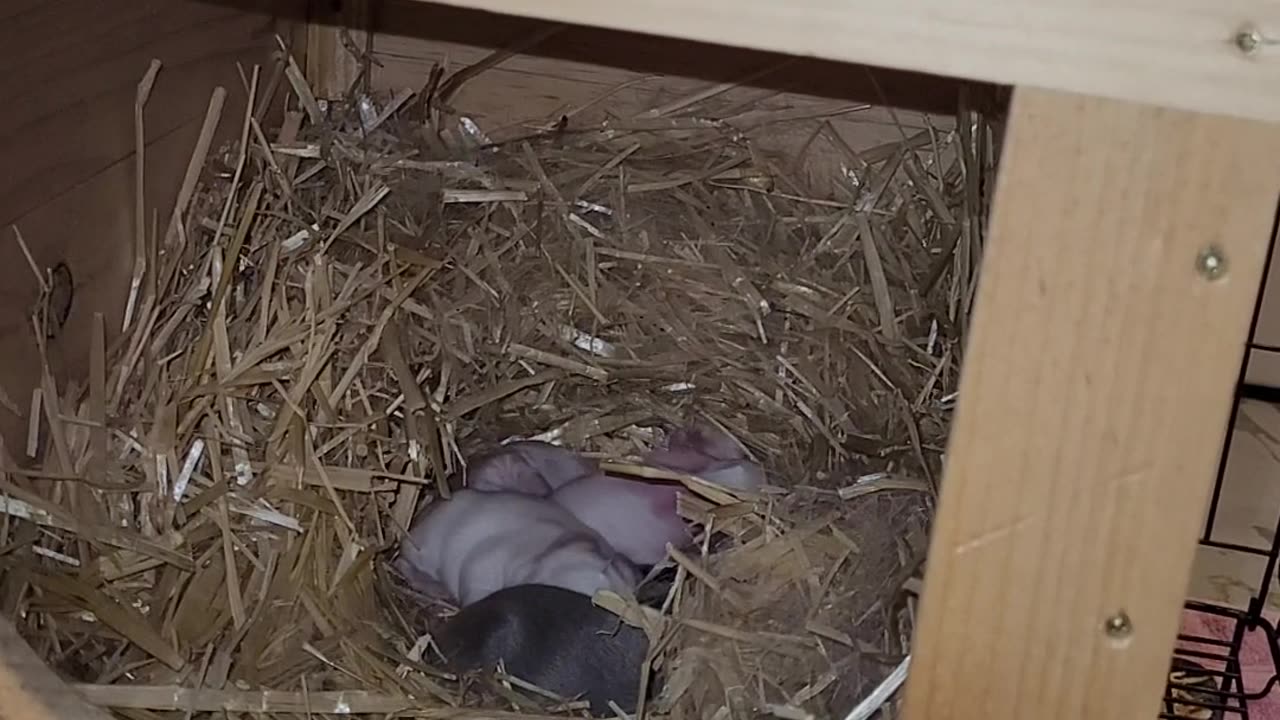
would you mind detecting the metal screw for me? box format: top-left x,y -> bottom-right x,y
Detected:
1236,25 -> 1263,54
1104,611 -> 1133,639
1197,246 -> 1228,281
1234,23 -> 1277,55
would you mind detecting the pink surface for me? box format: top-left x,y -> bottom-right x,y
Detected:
1177,608 -> 1280,718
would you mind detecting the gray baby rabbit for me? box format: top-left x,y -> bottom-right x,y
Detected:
433,583 -> 661,715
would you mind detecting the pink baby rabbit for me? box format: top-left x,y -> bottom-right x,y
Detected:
646,424 -> 765,493
548,473 -> 692,566
395,489 -> 639,606
464,440 -> 598,495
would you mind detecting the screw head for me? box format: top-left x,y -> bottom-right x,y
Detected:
1104,611 -> 1133,639
1236,25 -> 1263,54
1197,246 -> 1228,281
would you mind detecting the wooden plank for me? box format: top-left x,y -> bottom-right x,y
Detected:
0,613 -> 113,720
359,30 -> 959,199
409,0 -> 1280,124
361,2 -> 1001,116
901,88 -> 1280,720
0,0 -> 298,228
305,0 -> 371,98
0,118 -> 213,459
0,1 -> 303,456
323,2 -> 1000,202
0,6 -> 304,717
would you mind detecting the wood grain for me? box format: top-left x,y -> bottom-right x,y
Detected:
0,0 -> 303,456
0,614 -> 113,720
350,1 -> 1000,116
320,0 -> 998,201
407,0 -> 1280,123
901,87 -> 1280,720
0,0 -> 295,227
366,36 -> 945,194
306,0 -> 371,98
0,3 -> 302,715
0,119 -> 213,459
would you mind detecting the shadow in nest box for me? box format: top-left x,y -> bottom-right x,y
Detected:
9,260 -> 76,466
37,262 -> 74,341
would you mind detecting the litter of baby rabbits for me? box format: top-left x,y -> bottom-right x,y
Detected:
0,31 -> 999,720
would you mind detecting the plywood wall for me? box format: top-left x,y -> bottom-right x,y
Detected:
306,0 -> 1004,197
0,0 -> 304,459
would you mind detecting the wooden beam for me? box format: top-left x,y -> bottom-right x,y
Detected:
0,614 -> 113,720
901,88 -> 1280,720
306,0 -> 372,99
356,2 -> 1004,117
410,0 -> 1280,124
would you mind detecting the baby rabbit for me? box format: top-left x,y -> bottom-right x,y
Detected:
433,583 -> 657,716
464,439 -> 597,495
548,474 -> 691,566
646,424 -> 765,493
395,489 -> 639,606
463,440 -> 694,567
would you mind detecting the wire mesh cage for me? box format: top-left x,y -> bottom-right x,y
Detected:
1162,200 -> 1280,720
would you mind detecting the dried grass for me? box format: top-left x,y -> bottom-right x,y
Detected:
0,36 -> 998,720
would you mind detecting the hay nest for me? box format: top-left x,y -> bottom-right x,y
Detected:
0,40 -> 998,720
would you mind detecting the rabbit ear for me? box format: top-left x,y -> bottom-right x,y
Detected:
670,424 -> 751,461
698,462 -> 767,493
648,424 -> 743,473
508,441 -> 600,487
465,449 -> 548,495
466,441 -> 599,495
646,425 -> 765,492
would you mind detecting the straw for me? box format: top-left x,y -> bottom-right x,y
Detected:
0,34 -> 1000,720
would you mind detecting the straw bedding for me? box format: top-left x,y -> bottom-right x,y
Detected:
0,41 -> 997,720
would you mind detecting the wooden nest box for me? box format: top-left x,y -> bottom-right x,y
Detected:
3,1 -> 1280,718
